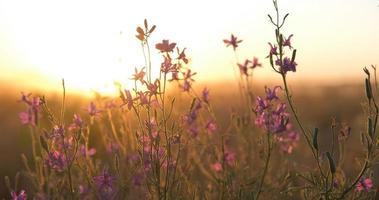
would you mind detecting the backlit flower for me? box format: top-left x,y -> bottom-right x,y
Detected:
223,34 -> 242,50
156,40 -> 176,53
356,177 -> 373,192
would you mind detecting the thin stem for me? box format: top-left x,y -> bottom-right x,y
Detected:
255,133 -> 272,200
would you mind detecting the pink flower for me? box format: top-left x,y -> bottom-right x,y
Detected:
356,177 -> 373,192
147,79 -> 160,96
87,102 -> 101,117
80,145 -> 96,157
251,57 -> 262,68
93,170 -> 116,199
177,47 -> 189,64
11,190 -> 27,200
224,150 -> 236,166
121,90 -> 134,110
156,40 -> 176,53
19,111 -> 34,126
202,87 -> 210,103
223,34 -> 242,50
268,42 -> 278,57
137,91 -> 149,106
211,162 -> 223,172
131,68 -> 146,84
238,60 -> 250,76
283,34 -> 294,49
45,150 -> 67,172
205,120 -> 217,135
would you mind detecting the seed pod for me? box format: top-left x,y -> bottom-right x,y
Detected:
368,117 -> 373,139
144,19 -> 148,29
365,78 -> 372,100
270,54 -> 274,68
312,128 -> 319,151
326,152 -> 336,174
291,49 -> 297,63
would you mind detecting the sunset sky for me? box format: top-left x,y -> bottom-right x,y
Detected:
0,0 -> 378,94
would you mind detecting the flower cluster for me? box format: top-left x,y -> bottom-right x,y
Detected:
268,34 -> 297,75
19,93 -> 42,127
254,86 -> 299,153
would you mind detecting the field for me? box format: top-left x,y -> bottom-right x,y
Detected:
0,0 -> 378,199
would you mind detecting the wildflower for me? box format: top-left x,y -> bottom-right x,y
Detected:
80,145 -> 96,157
45,150 -> 66,172
19,111 -> 35,126
205,120 -> 217,135
19,93 -> 41,126
237,60 -> 249,76
177,47 -> 189,64
356,177 -> 373,192
188,126 -> 199,138
183,69 -> 196,82
224,149 -> 236,166
93,170 -> 116,198
278,131 -> 299,154
211,162 -> 223,172
156,40 -> 176,53
11,190 -> 27,200
161,55 -> 173,73
283,34 -> 294,49
147,79 -> 160,96
202,87 -> 210,103
68,114 -> 83,131
131,67 -> 146,84
121,90 -> 134,110
265,86 -> 281,101
137,91 -> 149,106
268,42 -> 278,56
106,143 -> 120,154
223,34 -> 242,50
87,102 -> 101,117
250,57 -> 262,68
50,125 -> 65,138
275,57 -> 297,74
182,80 -> 191,92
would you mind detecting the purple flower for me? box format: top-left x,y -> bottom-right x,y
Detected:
11,190 -> 27,200
224,149 -> 236,166
93,170 -> 116,199
122,89 -> 134,110
237,60 -> 249,76
19,111 -> 35,126
205,120 -> 217,135
268,43 -> 278,56
356,177 -> 373,192
45,150 -> 66,172
251,57 -> 262,69
283,34 -> 294,49
223,34 -> 242,50
80,145 -> 96,157
87,102 -> 101,117
275,57 -> 297,74
265,86 -> 281,101
202,87 -> 210,103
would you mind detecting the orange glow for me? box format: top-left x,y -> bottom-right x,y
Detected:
0,0 -> 378,95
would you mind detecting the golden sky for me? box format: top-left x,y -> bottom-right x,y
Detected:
0,0 -> 378,94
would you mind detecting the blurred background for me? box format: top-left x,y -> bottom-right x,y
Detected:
0,0 -> 378,197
